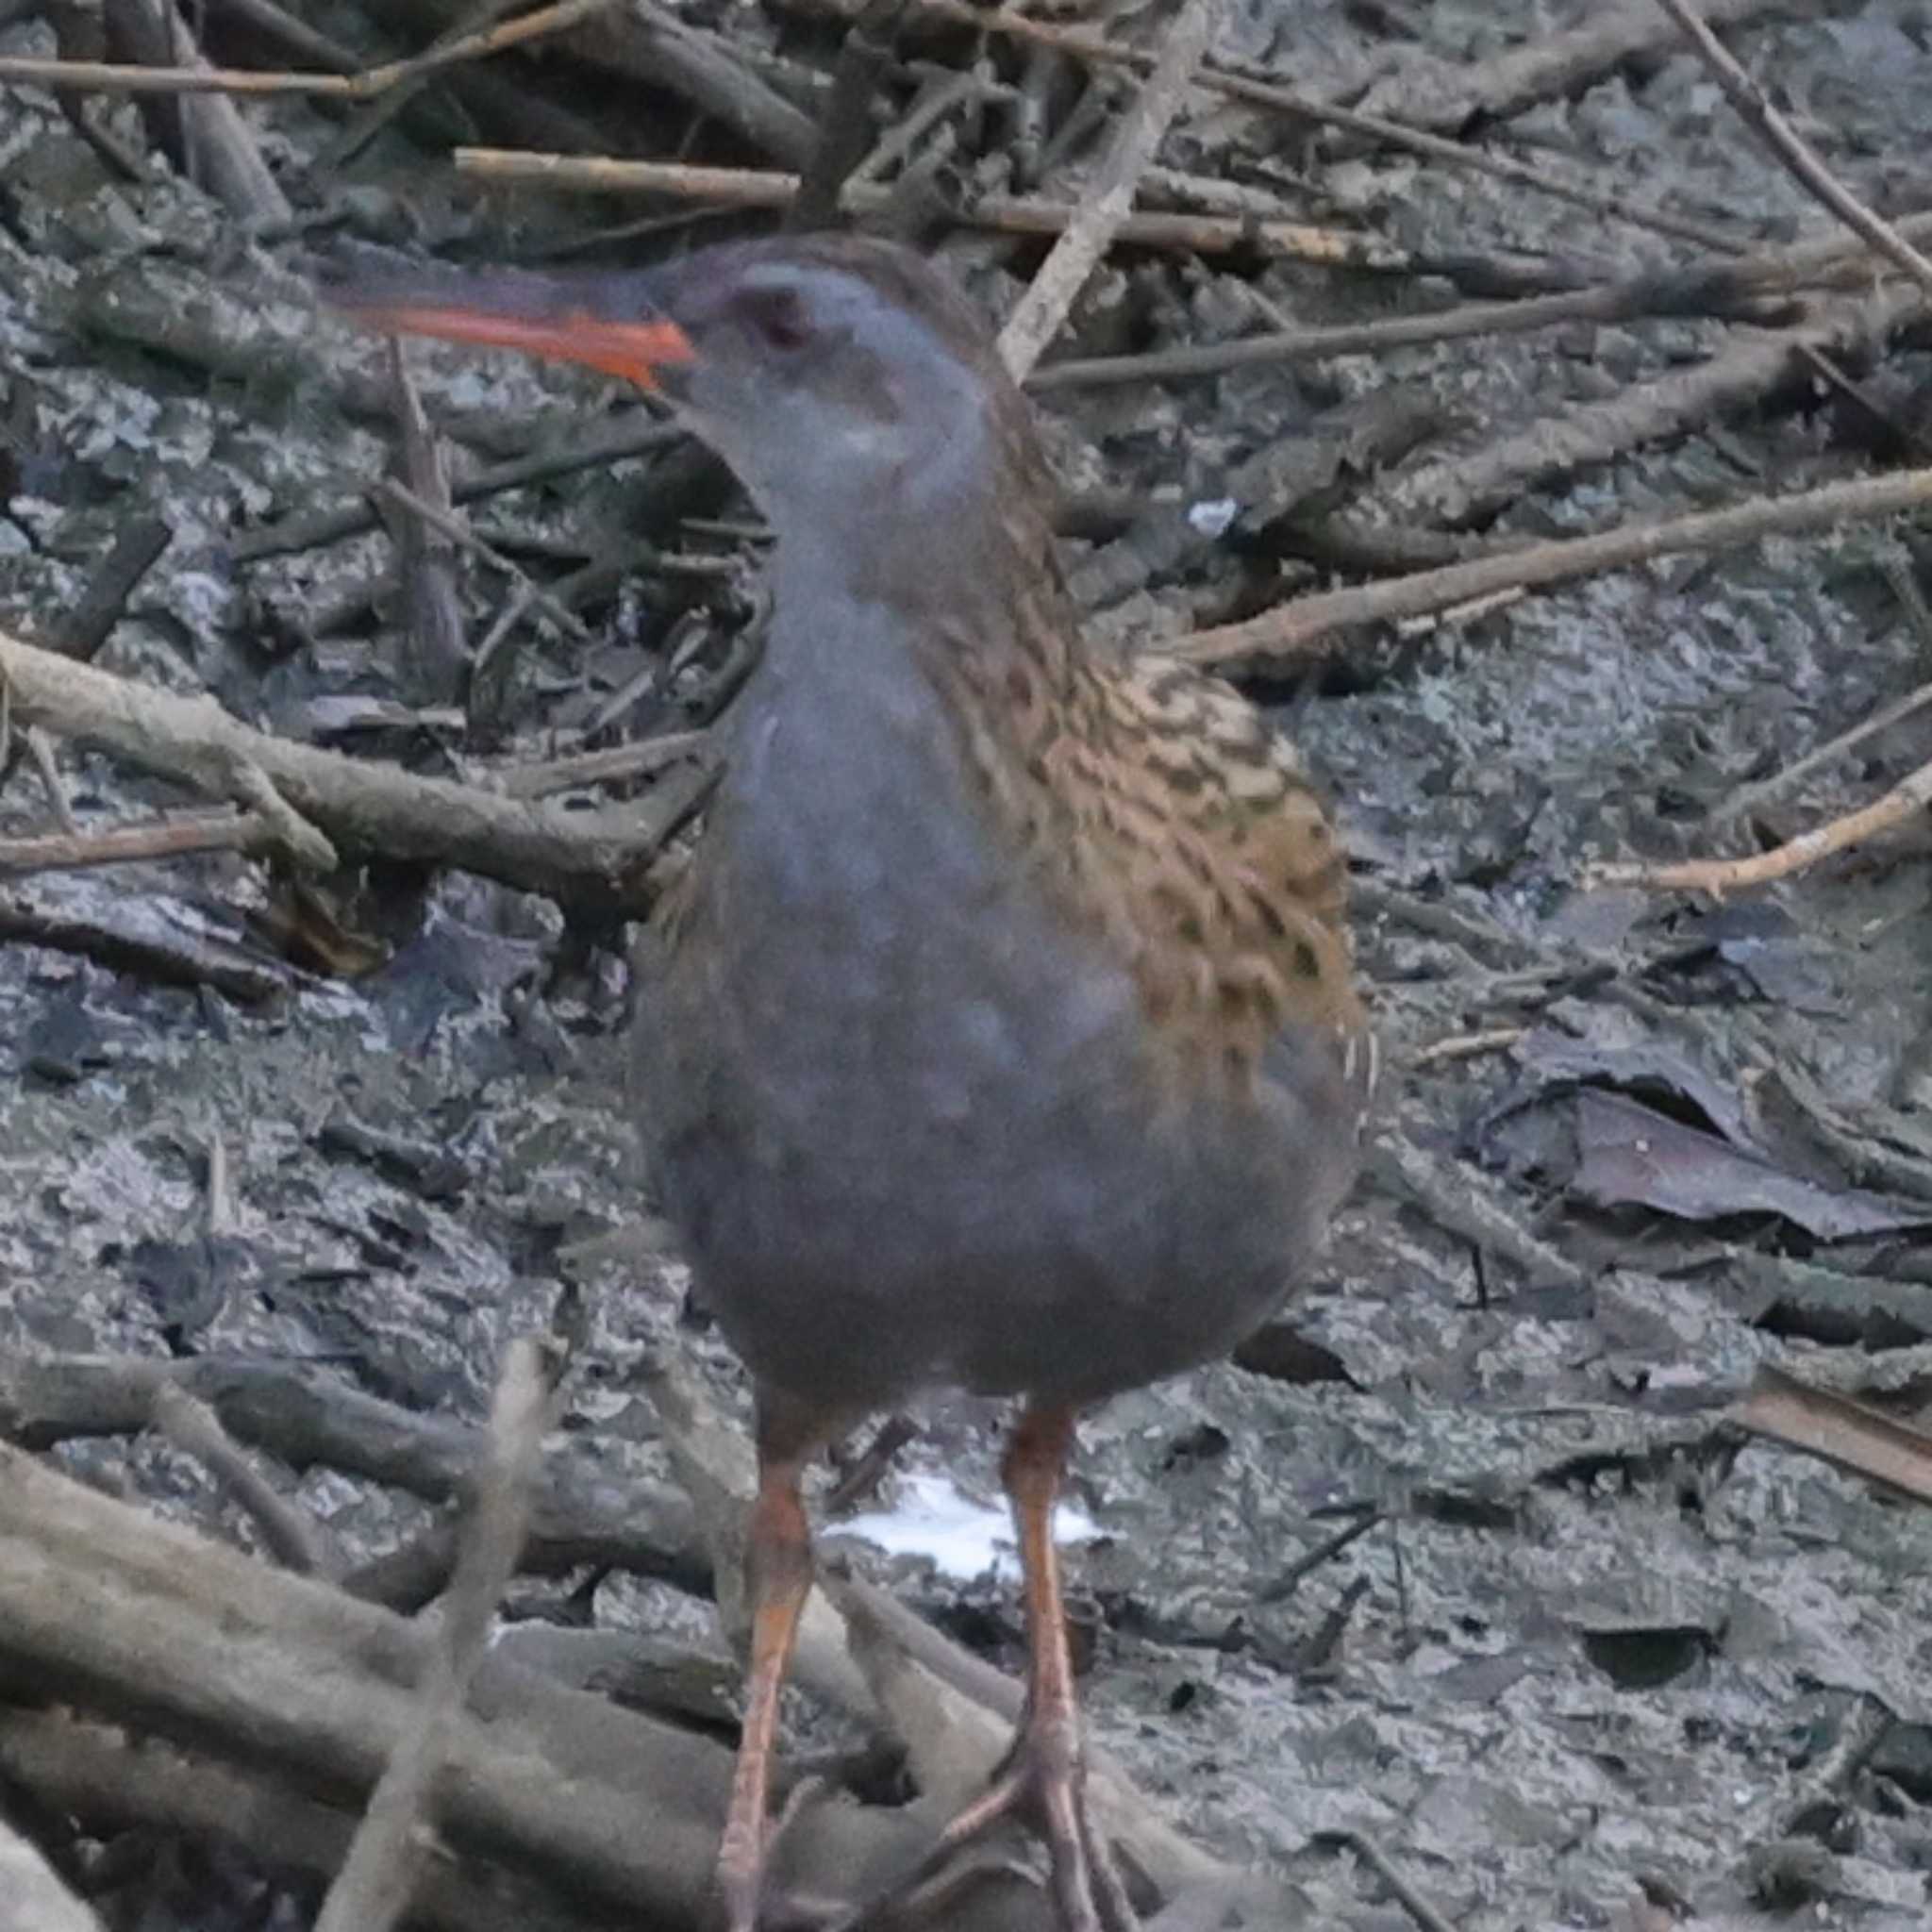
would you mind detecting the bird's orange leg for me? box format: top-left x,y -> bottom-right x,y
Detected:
716,1390 -> 826,1932
839,1401 -> 1138,1932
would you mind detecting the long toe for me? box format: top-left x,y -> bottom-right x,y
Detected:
835,1714 -> 1141,1932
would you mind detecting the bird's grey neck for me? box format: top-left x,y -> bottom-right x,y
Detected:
759,511 -> 1017,660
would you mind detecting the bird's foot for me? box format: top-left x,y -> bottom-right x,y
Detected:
716,1775 -> 846,1932
838,1710 -> 1140,1932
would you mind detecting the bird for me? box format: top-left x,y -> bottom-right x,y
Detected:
333,232 -> 1375,1932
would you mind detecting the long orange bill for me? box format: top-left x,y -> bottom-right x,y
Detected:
329,279 -> 695,390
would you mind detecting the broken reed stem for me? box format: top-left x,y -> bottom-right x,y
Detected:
845,0 -> 1758,255
314,1338 -> 552,1932
997,0 -> 1222,380
0,0 -> 615,98
1652,0 -> 1932,299
1588,750 -> 1932,895
451,150 -> 1393,270
151,1383 -> 338,1577
1183,465 -> 1932,670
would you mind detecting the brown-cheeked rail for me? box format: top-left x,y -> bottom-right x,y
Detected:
332,233 -> 1376,1932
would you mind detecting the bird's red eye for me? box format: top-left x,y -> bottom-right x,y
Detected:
741,287 -> 812,352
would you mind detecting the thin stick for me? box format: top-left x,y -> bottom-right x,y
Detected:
1732,1365 -> 1932,1507
23,725 -> 77,835
1586,750 -> 1932,895
498,730 -> 709,799
374,478 -> 591,643
1713,670 -> 1932,826
0,808 -> 277,875
1308,1827 -> 1457,1932
313,1337 -> 553,1932
1032,210 -> 1932,389
997,0 -> 1221,380
0,626 -> 687,918
852,0 -> 1756,257
151,1382 -> 339,1577
1182,465 -> 1932,671
452,149 -> 1407,271
1652,0 -> 1932,299
1408,1026 -> 1527,1069
0,0 -> 615,100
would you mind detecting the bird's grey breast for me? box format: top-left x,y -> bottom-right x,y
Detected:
649,591 -> 1132,1150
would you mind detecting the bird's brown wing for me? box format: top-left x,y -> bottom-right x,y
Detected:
934,636 -> 1363,1101
1063,651 -> 1366,1068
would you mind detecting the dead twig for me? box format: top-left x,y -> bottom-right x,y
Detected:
497,730 -> 709,800
1731,1365 -> 1932,1506
0,625 -> 700,919
1308,1826 -> 1457,1932
151,1381 -> 340,1577
0,1441 -> 1052,1928
1407,1026 -> 1527,1069
1653,0 -> 1932,300
791,0 -> 909,230
48,515 -> 173,662
0,1708 -> 590,1932
223,755 -> 339,872
375,478 -> 592,644
1588,750 -> 1932,895
0,808 -> 286,876
0,1350 -> 709,1599
380,342 -> 471,711
1182,465 -> 1932,673
451,150 -> 1414,273
1374,282 -> 1923,529
127,0 -> 291,223
1033,208 -> 1932,389
801,0 -> 1759,257
21,727 -> 77,836
1712,670 -> 1932,827
315,1337 -> 553,1932
1348,0 -> 1775,146
0,0 -> 617,99
232,415 -> 683,565
997,0 -> 1221,381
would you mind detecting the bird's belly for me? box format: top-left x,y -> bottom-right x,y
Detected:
646,864 -> 1347,1410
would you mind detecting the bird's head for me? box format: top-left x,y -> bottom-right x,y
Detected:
330,235 -> 1040,558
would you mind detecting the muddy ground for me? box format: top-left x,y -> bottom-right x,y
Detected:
3,1 -> 1932,1927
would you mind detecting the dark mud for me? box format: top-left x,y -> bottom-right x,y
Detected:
3,3 -> 1932,1927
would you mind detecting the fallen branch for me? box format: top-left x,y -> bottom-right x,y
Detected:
451,149 -> 1412,272
1352,0 -> 1779,142
0,1351 -> 710,1600
1712,663 -> 1932,826
117,0 -> 291,225
1654,0 -> 1932,299
1373,282 -> 1923,529
1731,1365 -> 1932,1506
1586,749 -> 1932,895
0,807 -> 282,875
1181,464 -> 1932,672
0,1441 -> 1058,1929
316,1339 -> 552,1932
0,1708 -> 588,1932
0,625 -> 707,919
151,1381 -> 340,1577
997,0 -> 1221,380
800,0 -> 1758,255
1032,209 -> 1932,390
0,0 -> 615,99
